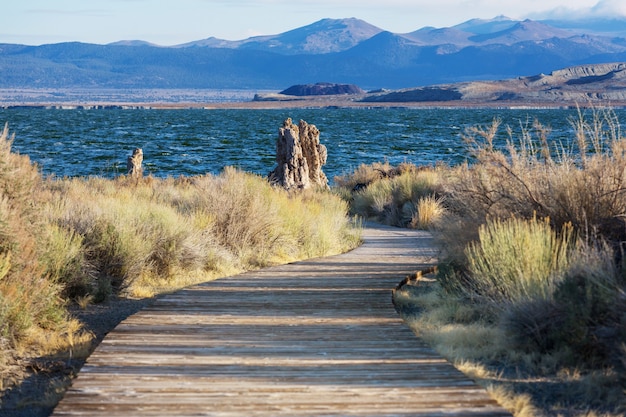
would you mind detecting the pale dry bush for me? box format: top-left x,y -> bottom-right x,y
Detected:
334,161 -> 417,189
0,124 -> 89,382
436,107 -> 626,312
425,110 -> 626,415
46,167 -> 360,298
444,108 -> 626,247
177,168 -> 359,264
47,175 -> 232,298
189,169 -> 290,265
347,164 -> 445,228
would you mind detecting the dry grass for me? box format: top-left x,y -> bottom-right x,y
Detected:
0,124 -> 80,384
443,108 -> 626,246
334,161 -> 411,189
390,108 -> 626,416
395,280 -> 626,416
43,168 -> 360,299
0,122 -> 361,399
484,384 -> 541,417
336,162 -> 446,228
409,195 -> 446,229
75,295 -> 94,310
463,216 -> 575,304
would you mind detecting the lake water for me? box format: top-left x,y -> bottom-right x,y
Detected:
1,107 -> 624,181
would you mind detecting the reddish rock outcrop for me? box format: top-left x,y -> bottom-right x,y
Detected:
269,118 -> 328,190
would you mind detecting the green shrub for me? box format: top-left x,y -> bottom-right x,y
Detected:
40,224 -> 94,299
0,125 -> 74,359
553,242 -> 626,364
501,240 -> 626,367
430,108 -> 626,379
464,216 -> 575,305
351,178 -> 393,219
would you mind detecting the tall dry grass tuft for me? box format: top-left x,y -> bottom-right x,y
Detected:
337,162 -> 445,228
409,195 -> 446,230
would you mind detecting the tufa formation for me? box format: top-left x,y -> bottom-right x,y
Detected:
269,118 -> 328,190
127,148 -> 143,178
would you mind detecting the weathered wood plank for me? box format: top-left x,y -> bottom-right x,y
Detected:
52,224 -> 512,416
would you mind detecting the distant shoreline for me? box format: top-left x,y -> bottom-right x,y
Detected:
2,90 -> 626,110
3,99 -> 625,110
3,63 -> 626,110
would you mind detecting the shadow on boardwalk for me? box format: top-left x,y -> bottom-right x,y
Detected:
52,223 -> 512,417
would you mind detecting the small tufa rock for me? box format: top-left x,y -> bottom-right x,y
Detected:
127,148 -> 143,178
269,118 -> 328,190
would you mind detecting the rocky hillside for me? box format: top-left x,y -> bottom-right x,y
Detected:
178,18 -> 383,54
280,83 -> 365,96
361,63 -> 626,105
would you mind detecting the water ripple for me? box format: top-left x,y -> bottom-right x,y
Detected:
1,107 -> 622,181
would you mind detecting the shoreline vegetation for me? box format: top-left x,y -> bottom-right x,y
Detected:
1,106 -> 626,416
334,108 -> 626,416
0,121 -> 361,416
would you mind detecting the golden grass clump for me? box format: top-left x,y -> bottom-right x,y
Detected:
44,167 -> 360,298
408,195 -> 446,230
336,162 -> 445,229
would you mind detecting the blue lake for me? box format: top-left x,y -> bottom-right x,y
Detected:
1,107 -> 624,181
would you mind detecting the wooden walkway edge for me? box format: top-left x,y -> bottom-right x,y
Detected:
52,223 -> 512,416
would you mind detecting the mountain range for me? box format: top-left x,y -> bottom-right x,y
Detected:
1,16 -> 626,91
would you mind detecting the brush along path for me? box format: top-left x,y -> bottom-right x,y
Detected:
52,223 -> 511,417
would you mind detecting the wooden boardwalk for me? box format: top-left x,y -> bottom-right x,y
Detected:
52,224 -> 512,416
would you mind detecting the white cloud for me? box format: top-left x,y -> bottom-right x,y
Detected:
526,0 -> 626,19
590,0 -> 626,15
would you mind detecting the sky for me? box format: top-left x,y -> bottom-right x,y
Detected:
3,0 -> 626,46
